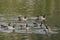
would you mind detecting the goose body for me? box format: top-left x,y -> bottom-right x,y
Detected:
18,16 -> 27,22
7,26 -> 15,30
40,16 -> 46,21
21,17 -> 27,22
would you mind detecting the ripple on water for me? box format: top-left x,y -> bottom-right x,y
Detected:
0,22 -> 59,34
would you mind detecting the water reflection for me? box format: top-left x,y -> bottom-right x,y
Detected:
0,24 -> 59,34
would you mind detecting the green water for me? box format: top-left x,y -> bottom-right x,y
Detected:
0,32 -> 60,40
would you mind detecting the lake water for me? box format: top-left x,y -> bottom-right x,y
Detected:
0,14 -> 59,35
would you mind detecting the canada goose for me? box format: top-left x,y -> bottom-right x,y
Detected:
18,16 -> 27,22
40,23 -> 51,34
21,16 -> 27,22
1,25 -> 7,28
40,15 -> 46,22
7,26 -> 15,30
7,23 -> 15,30
1,23 -> 15,30
19,24 -> 26,30
44,24 -> 51,34
20,24 -> 30,32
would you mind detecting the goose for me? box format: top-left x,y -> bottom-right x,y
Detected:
7,26 -> 15,30
21,24 -> 30,32
22,24 -> 29,30
18,16 -> 27,22
45,24 -> 51,31
21,16 -> 27,22
40,23 -> 51,34
1,25 -> 7,28
1,23 -> 15,30
40,15 -> 46,22
7,23 -> 15,30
